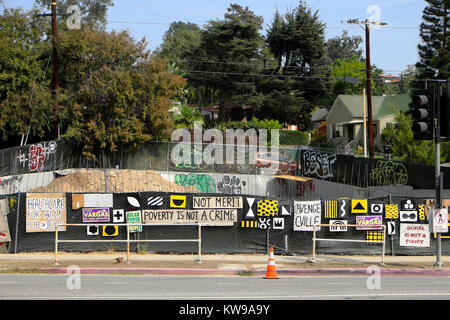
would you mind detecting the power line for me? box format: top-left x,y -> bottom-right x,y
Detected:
172,58 -> 408,73
180,69 -> 432,83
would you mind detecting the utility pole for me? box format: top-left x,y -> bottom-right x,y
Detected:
51,1 -> 60,140
35,2 -> 62,139
346,19 -> 387,158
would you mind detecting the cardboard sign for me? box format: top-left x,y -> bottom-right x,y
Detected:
142,209 -> 237,226
293,200 -> 321,231
400,223 -> 429,247
26,193 -> 66,232
193,196 -> 243,209
72,194 -> 84,210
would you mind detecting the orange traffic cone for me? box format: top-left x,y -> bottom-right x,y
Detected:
263,247 -> 279,279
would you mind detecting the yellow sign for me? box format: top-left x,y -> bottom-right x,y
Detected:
170,195 -> 186,208
241,220 -> 258,228
102,225 -> 118,236
366,230 -> 384,243
257,200 -> 278,216
385,204 -> 399,219
351,199 -> 367,213
324,200 -> 338,218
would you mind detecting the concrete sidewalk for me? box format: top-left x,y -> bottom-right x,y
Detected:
1,252 -> 450,276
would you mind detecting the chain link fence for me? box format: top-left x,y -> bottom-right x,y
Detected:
0,139 -> 449,256
1,191 -> 449,256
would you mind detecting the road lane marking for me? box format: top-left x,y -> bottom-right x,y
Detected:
3,292 -> 450,300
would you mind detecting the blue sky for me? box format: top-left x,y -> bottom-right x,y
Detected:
5,0 -> 427,75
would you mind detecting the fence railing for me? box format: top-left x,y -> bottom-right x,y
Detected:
54,223 -> 203,265
310,224 -> 386,265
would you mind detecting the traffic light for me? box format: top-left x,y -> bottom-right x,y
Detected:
411,89 -> 435,140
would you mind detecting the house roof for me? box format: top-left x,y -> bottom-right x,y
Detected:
201,106 -> 220,112
376,95 -> 411,119
326,94 -> 410,124
311,108 -> 329,122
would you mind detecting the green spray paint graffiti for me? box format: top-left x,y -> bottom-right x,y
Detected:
174,174 -> 216,193
369,160 -> 408,186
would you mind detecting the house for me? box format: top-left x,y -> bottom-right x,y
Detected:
199,105 -> 219,120
311,108 -> 329,129
326,94 -> 411,152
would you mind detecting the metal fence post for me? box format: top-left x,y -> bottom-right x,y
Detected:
198,224 -> 202,264
13,192 -> 21,254
381,225 -> 386,266
311,225 -> 317,262
126,224 -> 130,264
54,227 -> 59,265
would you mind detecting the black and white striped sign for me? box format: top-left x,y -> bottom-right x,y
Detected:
147,196 -> 163,207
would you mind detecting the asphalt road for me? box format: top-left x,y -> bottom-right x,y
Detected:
1,273 -> 450,300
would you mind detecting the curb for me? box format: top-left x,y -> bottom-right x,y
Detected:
35,267 -> 450,276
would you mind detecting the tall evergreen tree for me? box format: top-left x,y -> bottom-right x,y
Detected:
188,3 -> 265,121
416,0 -> 449,80
261,1 -> 328,129
152,21 -> 201,68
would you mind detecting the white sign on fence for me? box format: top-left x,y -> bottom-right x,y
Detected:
293,200 -> 321,231
400,223 -> 430,247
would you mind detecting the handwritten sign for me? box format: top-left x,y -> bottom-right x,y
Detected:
142,209 -> 237,226
400,223 -> 429,247
293,200 -> 321,231
193,196 -> 243,209
26,193 -> 66,232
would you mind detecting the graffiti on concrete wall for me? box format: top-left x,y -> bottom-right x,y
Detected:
369,160 -> 408,186
217,175 -> 246,195
174,173 -> 248,194
302,150 -> 336,179
174,173 -> 216,193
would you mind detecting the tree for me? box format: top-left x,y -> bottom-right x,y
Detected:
152,21 -> 201,69
281,2 -> 326,71
416,0 -> 449,80
188,3 -> 265,120
321,30 -> 363,65
36,0 -> 114,28
330,57 -> 366,95
0,7 -> 52,147
262,1 -> 328,129
266,9 -> 286,74
57,28 -> 186,158
381,111 -> 436,164
173,105 -> 204,129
